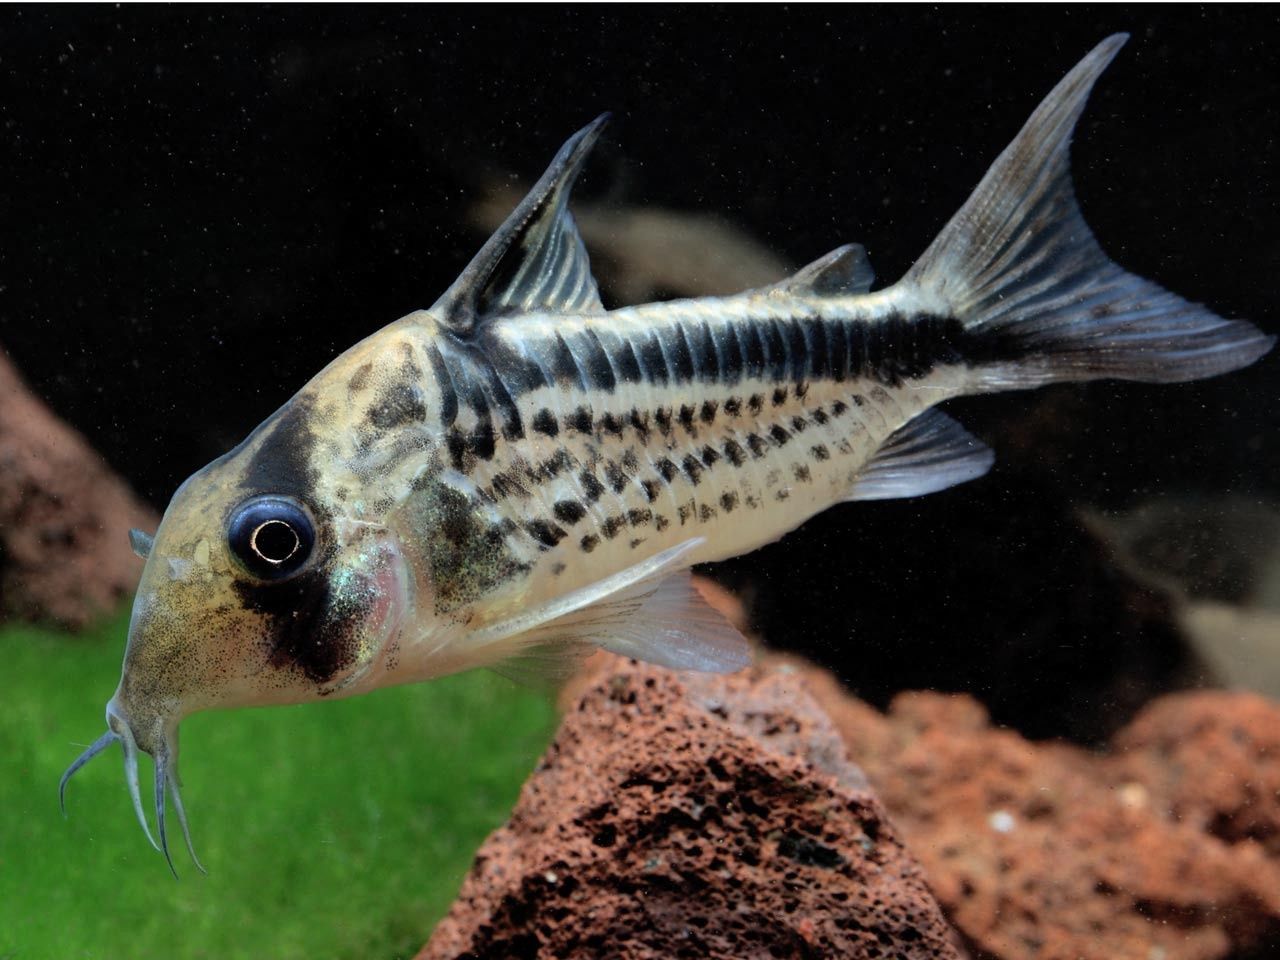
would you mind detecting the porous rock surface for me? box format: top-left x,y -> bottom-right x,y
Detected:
803,671 -> 1280,960
421,656 -> 962,960
0,346 -> 156,626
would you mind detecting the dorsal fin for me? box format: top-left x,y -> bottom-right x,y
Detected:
771,243 -> 875,297
433,114 -> 610,336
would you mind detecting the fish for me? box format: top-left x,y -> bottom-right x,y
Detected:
60,34 -> 1273,875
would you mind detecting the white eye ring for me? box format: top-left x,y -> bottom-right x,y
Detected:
249,519 -> 301,565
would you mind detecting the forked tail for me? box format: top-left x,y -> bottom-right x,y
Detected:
902,34 -> 1273,389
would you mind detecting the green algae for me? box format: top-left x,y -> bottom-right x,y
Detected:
0,607 -> 557,959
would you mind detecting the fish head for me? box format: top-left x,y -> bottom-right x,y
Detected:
62,390 -> 412,873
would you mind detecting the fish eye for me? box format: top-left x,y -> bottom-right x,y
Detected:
227,496 -> 315,580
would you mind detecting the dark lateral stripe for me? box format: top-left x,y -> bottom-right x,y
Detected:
432,311 -> 1020,458
433,336 -> 519,441
546,332 -> 584,391
760,317 -> 787,382
669,323 -> 696,382
635,330 -> 670,386
425,341 -> 460,428
687,319 -> 721,380
740,321 -> 766,379
609,331 -> 643,383
581,328 -> 618,392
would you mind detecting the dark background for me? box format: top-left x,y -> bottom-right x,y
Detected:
1,7 -> 1276,740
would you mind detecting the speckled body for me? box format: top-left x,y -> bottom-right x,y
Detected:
251,287 -> 971,695
61,36 -> 1273,874
130,282 -> 965,713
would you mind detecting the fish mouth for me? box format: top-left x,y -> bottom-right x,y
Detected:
59,697 -> 205,878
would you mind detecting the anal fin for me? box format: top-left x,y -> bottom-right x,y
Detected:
846,409 -> 993,501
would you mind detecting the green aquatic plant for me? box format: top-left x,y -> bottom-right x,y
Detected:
2,607 -> 556,959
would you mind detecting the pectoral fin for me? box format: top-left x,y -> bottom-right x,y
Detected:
128,529 -> 155,559
481,538 -> 752,686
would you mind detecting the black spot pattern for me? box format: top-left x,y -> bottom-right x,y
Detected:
605,461 -> 629,493
554,500 -> 587,524
398,474 -> 530,615
566,406 -> 593,433
600,412 -> 625,437
532,409 -> 559,437
534,449 -> 574,482
580,471 -> 606,503
347,362 -> 373,393
628,409 -> 651,443
526,520 -> 567,549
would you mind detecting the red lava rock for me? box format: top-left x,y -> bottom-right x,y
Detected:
1108,690 -> 1280,859
421,656 -> 961,960
800,668 -> 1280,960
0,346 -> 156,627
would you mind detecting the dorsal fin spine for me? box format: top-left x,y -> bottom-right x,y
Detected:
432,114 -> 611,337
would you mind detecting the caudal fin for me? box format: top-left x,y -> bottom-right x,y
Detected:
903,34 -> 1273,389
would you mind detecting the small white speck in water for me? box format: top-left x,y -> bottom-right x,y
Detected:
988,809 -> 1016,833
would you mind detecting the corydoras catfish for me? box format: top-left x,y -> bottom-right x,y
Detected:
61,35 -> 1273,874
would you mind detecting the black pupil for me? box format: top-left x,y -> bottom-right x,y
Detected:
228,496 -> 314,580
251,520 -> 299,563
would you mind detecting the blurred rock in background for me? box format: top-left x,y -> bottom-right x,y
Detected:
1082,496 -> 1280,698
0,346 -> 156,627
